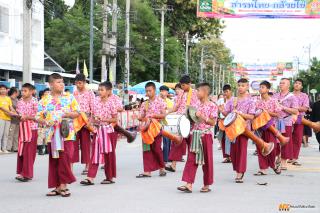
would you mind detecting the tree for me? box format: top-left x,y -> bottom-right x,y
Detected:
297,57 -> 320,93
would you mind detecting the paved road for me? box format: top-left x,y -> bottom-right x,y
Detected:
0,135 -> 319,213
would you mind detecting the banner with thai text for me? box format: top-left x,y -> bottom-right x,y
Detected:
197,0 -> 320,19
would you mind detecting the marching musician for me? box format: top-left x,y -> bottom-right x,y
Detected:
166,75 -> 200,172
80,81 -> 118,185
218,84 -> 233,164
254,81 -> 282,175
177,83 -> 217,193
221,78 -> 256,183
136,82 -> 167,178
159,85 -> 173,164
291,79 -> 309,166
36,73 -> 80,197
273,78 -> 298,171
15,83 -> 39,182
73,73 -> 95,175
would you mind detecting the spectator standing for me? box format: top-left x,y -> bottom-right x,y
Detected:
7,87 -> 20,152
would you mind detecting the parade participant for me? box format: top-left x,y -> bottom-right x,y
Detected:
136,82 -> 167,178
159,85 -> 173,164
178,83 -> 217,193
273,78 -> 298,170
73,73 -> 95,175
0,84 -> 16,153
36,73 -> 80,197
254,81 -> 282,175
166,75 -> 200,172
15,83 -> 38,182
80,81 -> 118,185
218,84 -> 233,163
291,79 -> 309,166
222,78 -> 256,183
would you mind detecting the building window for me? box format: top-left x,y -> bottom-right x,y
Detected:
32,19 -> 41,41
0,6 -> 9,33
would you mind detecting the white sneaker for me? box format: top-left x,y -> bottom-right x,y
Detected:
3,150 -> 10,154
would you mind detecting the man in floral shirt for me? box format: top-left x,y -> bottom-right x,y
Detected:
178,83 -> 217,193
36,73 -> 80,197
74,74 -> 95,174
15,83 -> 38,182
136,82 -> 167,178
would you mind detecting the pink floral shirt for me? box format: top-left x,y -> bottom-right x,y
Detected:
16,98 -> 38,130
73,89 -> 95,114
140,96 -> 166,118
109,94 -> 123,111
92,96 -> 118,126
255,97 -> 282,123
174,89 -> 200,114
194,101 -> 218,131
224,96 -> 256,129
294,92 -> 309,116
273,92 -> 299,126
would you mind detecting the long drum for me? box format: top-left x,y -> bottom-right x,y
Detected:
163,114 -> 191,138
224,112 -> 274,156
253,110 -> 289,146
302,118 -> 320,133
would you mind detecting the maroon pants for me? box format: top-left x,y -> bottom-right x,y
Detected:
292,124 -> 304,160
16,130 -> 38,179
143,135 -> 165,172
73,127 -> 91,164
221,133 -> 229,158
230,135 -> 248,173
182,134 -> 214,185
257,129 -> 277,170
168,139 -> 186,161
281,126 -> 293,160
48,141 -> 76,189
87,132 -> 117,180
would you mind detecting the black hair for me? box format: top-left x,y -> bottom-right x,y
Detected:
0,84 -> 8,89
159,85 -> 169,91
175,83 -> 182,89
260,80 -> 271,89
237,78 -> 249,84
22,83 -> 34,91
75,73 -> 86,82
196,82 -> 212,94
294,78 -> 304,85
145,82 -> 156,89
268,92 -> 274,96
222,84 -> 232,91
179,75 -> 191,84
281,77 -> 290,82
48,73 -> 63,83
44,88 -> 50,92
8,87 -> 18,96
99,81 -> 113,90
65,89 -> 70,92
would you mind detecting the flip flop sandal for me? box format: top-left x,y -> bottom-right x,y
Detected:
200,188 -> 211,193
136,174 -> 151,178
46,189 -> 61,197
273,167 -> 281,175
60,189 -> 71,197
80,179 -> 94,185
257,182 -> 268,186
159,171 -> 167,177
177,186 -> 192,193
254,171 -> 267,176
100,179 -> 115,184
81,170 -> 88,175
165,166 -> 176,172
280,167 -> 287,171
16,176 -> 30,182
292,162 -> 301,166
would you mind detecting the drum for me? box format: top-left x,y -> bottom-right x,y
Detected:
163,114 -> 191,138
252,109 -> 271,130
223,112 -> 246,141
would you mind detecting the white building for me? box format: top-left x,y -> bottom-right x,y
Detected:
0,0 -> 74,85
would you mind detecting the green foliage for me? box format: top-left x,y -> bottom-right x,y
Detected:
297,57 -> 320,92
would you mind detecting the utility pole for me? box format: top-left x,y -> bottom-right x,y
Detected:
109,0 -> 118,86
101,0 -> 109,82
124,0 -> 130,89
185,31 -> 189,74
199,47 -> 204,83
89,0 -> 94,83
212,63 -> 215,95
23,0 -> 32,83
218,64 -> 222,93
155,6 -> 173,83
222,65 -> 225,88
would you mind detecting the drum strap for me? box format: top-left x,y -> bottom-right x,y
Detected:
186,88 -> 192,106
190,130 -> 205,165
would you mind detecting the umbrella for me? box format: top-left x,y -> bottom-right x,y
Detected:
129,81 -> 174,94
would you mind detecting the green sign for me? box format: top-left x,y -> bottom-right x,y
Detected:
199,0 -> 212,12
